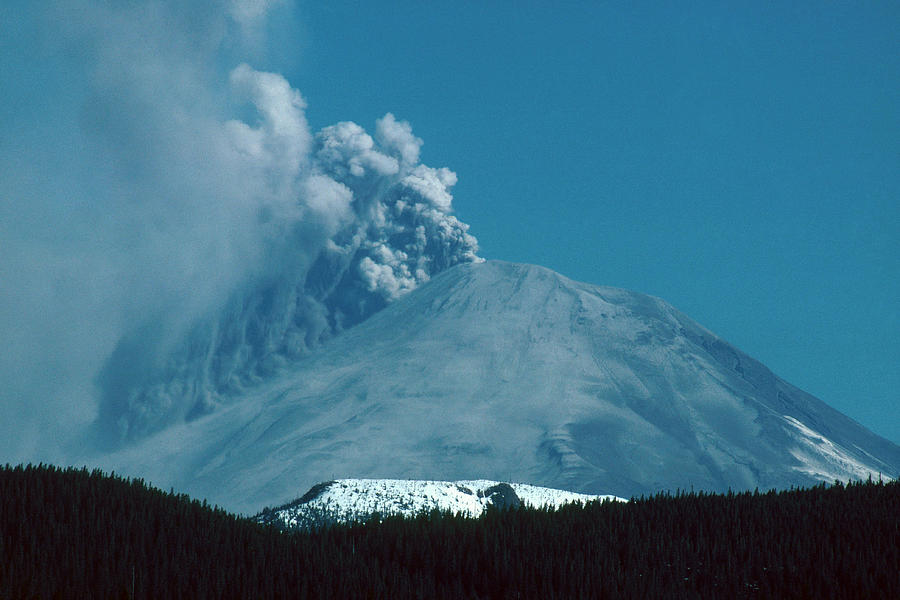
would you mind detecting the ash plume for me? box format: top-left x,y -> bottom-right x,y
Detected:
0,1 -> 479,455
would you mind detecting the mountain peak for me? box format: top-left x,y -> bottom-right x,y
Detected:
96,260 -> 900,514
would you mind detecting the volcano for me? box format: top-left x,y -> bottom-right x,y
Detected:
96,261 -> 900,514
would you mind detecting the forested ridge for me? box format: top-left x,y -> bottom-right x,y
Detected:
2,464 -> 898,599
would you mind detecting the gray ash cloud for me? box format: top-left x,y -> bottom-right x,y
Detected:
0,1 -> 479,454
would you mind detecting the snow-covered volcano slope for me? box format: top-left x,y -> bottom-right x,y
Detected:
97,261 -> 900,514
258,479 -> 625,530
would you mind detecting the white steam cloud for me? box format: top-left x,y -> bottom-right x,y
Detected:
0,1 -> 479,459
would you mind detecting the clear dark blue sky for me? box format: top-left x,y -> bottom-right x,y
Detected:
277,2 -> 899,442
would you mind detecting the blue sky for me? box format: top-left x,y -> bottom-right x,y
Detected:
285,2 -> 899,441
1,1 -> 898,447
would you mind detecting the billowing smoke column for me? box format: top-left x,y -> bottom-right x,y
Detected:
95,64 -> 480,445
0,1 -> 480,457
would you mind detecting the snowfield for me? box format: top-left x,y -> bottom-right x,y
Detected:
782,415 -> 883,482
260,478 -> 626,530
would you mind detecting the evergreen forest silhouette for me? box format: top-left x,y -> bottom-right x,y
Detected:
2,464 -> 898,599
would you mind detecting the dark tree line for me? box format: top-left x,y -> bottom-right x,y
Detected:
2,463 -> 898,598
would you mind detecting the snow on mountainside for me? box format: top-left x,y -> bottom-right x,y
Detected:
257,479 -> 625,530
93,260 -> 900,515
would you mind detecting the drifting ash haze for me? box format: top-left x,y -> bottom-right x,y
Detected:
96,261 -> 900,515
0,1 -> 478,458
95,107 -> 480,445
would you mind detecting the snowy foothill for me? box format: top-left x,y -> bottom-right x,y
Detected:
260,478 -> 625,530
